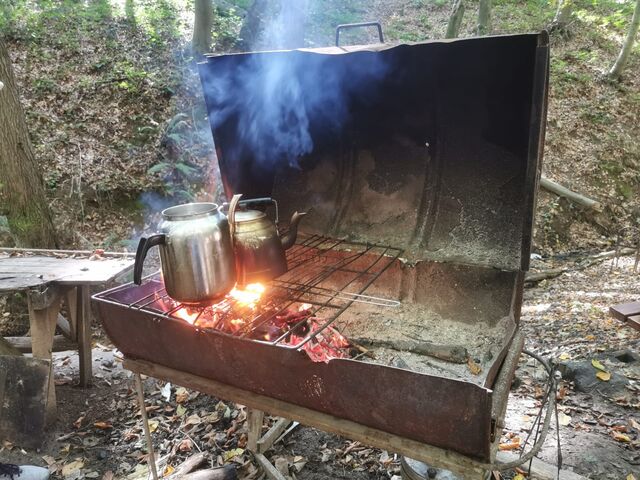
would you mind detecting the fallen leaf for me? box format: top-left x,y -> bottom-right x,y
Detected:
178,438 -> 192,452
498,438 -> 521,451
102,471 -> 114,480
612,431 -> 631,443
161,383 -> 171,402
148,420 -> 159,433
184,414 -> 202,427
627,474 -> 637,480
163,466 -> 175,477
596,371 -> 611,381
467,358 -> 482,375
42,455 -> 56,466
73,415 -> 85,429
94,421 -> 113,430
176,387 -> 189,404
85,472 -> 100,478
558,412 -> 571,426
591,359 -> 606,371
629,418 -> 640,431
558,352 -> 570,360
223,448 -> 244,462
62,459 -> 84,477
176,404 -> 187,417
513,474 -> 526,480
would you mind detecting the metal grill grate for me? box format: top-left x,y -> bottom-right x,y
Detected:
119,235 -> 402,350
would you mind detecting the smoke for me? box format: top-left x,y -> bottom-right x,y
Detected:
200,1 -> 392,174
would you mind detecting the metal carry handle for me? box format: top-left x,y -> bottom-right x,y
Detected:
335,22 -> 384,47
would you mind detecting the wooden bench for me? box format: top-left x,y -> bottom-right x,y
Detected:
0,248 -> 134,424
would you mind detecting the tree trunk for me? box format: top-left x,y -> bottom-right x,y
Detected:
238,0 -> 269,51
446,0 -> 465,39
192,0 -> 213,55
608,0 -> 640,80
0,39 -> 57,248
477,0 -> 492,35
554,0 -> 572,25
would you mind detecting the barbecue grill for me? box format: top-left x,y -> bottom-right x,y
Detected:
93,31 -> 549,478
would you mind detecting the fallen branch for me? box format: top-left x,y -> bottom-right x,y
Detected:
540,176 -> 602,211
525,247 -> 636,284
350,338 -> 468,364
4,334 -> 77,353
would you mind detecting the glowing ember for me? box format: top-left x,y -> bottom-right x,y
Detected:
228,283 -> 266,308
174,307 -> 199,324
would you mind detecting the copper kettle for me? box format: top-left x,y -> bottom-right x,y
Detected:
227,194 -> 306,285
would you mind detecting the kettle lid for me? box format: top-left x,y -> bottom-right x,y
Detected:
234,210 -> 266,223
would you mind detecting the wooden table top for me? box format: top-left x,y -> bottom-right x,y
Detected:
0,248 -> 134,292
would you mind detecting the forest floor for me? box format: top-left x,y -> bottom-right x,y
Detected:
1,0 -> 639,479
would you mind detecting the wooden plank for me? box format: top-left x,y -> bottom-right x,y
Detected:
254,453 -> 287,480
247,408 -> 264,452
77,286 -> 93,387
64,287 -> 78,339
0,336 -> 22,356
123,359 -> 488,479
610,301 -> 640,322
0,247 -> 134,257
627,315 -> 640,332
4,334 -> 77,353
28,291 -> 62,425
257,418 -> 291,453
0,356 -> 50,449
0,256 -> 133,289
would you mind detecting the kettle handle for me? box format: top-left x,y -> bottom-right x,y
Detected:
227,193 -> 243,243
133,234 -> 166,285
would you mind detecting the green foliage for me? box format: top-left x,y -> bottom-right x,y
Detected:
212,5 -> 243,51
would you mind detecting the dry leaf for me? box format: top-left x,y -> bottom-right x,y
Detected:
467,358 -> 482,375
591,359 -> 606,371
612,431 -> 631,443
102,471 -> 114,480
558,411 -> 571,426
94,421 -> 112,430
596,371 -> 611,381
73,415 -> 85,429
558,352 -> 570,360
178,439 -> 192,452
513,474 -> 526,480
61,459 -> 84,477
176,404 -> 187,417
498,438 -> 521,451
176,387 -> 189,404
148,420 -> 159,433
223,448 -> 244,461
629,418 -> 640,430
627,474 -> 637,480
163,465 -> 175,477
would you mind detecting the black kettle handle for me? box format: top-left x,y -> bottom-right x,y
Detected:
133,234 -> 166,285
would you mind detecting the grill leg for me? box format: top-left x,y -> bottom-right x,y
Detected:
134,373 -> 159,480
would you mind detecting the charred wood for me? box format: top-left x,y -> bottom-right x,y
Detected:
350,338 -> 469,364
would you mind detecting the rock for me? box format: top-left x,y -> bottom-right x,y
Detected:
0,464 -> 49,480
558,360 -> 629,397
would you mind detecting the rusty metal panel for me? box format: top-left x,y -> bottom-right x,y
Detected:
198,33 -> 550,272
95,288 -> 494,461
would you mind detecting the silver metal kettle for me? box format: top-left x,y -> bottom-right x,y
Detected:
133,201 -> 239,305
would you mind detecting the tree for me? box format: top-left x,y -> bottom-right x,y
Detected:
549,0 -> 573,35
238,0 -> 268,51
477,0 -> 492,35
0,38 -> 57,248
446,0 -> 465,39
192,0 -> 213,55
608,0 -> 640,80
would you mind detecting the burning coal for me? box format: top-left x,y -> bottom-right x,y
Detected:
152,281 -> 350,363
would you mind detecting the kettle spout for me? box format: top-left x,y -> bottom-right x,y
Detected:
280,211 -> 307,250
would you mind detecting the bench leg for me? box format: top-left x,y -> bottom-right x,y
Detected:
28,294 -> 61,426
76,286 -> 92,387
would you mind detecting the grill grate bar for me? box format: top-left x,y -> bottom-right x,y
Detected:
111,235 -> 402,351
